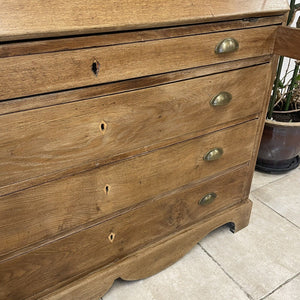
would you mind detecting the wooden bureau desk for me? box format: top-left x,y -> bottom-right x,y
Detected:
0,1 -> 294,299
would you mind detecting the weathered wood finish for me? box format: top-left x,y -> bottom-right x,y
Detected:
0,65 -> 269,189
0,26 -> 277,101
243,54 -> 282,199
0,2 -> 291,298
0,166 -> 249,300
40,199 -> 252,300
0,120 -> 258,257
0,0 -> 288,41
0,56 -> 271,116
25,200 -> 252,300
0,16 -> 284,59
0,113 -> 260,198
274,26 -> 300,60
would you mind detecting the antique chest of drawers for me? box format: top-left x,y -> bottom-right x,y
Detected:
0,1 -> 293,299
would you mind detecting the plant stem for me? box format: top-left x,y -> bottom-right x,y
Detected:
268,0 -> 296,118
287,0 -> 296,25
268,56 -> 284,118
284,62 -> 299,111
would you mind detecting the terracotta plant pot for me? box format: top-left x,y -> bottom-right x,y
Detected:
256,118 -> 300,173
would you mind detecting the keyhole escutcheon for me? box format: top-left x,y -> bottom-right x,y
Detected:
99,121 -> 107,134
92,59 -> 101,76
108,232 -> 115,243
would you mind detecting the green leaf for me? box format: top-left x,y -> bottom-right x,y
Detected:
296,74 -> 300,81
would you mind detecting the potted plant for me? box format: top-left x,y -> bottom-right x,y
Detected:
256,0 -> 300,173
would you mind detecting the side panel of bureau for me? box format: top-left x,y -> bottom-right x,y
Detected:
0,64 -> 270,189
0,165 -> 249,300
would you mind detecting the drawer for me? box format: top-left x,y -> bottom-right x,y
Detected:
0,26 -> 276,100
0,120 -> 258,257
0,165 -> 248,299
0,64 -> 269,189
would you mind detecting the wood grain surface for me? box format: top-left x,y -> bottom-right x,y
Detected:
0,16 -> 284,59
0,26 -> 277,101
41,199 -> 252,300
274,26 -> 300,60
0,0 -> 288,41
243,55 -> 282,199
0,166 -> 249,300
0,56 -> 271,116
0,120 -> 258,258
0,2 -> 290,299
0,64 -> 269,190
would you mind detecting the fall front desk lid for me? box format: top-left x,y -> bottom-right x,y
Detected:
0,0 -> 289,42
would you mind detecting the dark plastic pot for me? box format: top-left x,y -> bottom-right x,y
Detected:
256,118 -> 300,173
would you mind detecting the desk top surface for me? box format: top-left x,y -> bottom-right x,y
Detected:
0,0 -> 289,42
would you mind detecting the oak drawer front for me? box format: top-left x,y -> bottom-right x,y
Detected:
0,64 -> 269,189
0,26 -> 276,101
0,120 -> 258,257
0,165 -> 248,299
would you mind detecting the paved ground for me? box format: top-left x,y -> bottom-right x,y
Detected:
103,166 -> 300,300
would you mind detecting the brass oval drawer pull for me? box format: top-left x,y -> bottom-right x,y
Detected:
199,192 -> 217,206
203,147 -> 224,161
215,38 -> 239,54
210,92 -> 232,107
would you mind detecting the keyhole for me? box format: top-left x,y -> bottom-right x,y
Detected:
99,121 -> 107,134
92,59 -> 100,76
104,184 -> 111,195
108,232 -> 115,243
